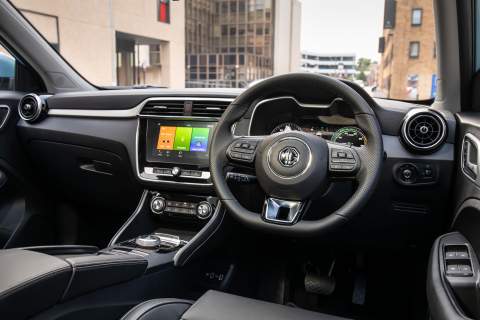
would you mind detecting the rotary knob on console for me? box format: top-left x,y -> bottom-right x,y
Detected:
196,201 -> 213,220
171,166 -> 181,177
135,234 -> 161,248
151,196 -> 166,215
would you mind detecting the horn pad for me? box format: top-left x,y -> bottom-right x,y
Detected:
255,131 -> 329,201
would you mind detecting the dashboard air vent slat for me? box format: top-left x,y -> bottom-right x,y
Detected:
140,101 -> 185,116
392,202 -> 429,215
191,100 -> 230,118
401,110 -> 447,153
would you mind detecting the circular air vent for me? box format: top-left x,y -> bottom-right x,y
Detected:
401,109 -> 447,152
18,94 -> 44,122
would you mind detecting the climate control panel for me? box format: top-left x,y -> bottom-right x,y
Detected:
149,192 -> 215,220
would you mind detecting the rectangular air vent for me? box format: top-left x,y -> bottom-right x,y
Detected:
140,100 -> 185,116
392,202 -> 429,215
191,100 -> 230,118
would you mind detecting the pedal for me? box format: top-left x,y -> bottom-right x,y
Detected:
304,260 -> 336,296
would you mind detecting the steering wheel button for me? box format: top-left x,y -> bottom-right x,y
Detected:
241,154 -> 254,160
230,152 -> 242,159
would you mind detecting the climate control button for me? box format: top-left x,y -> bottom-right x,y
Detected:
151,196 -> 166,214
196,201 -> 213,220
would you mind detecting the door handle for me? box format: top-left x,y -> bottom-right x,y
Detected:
462,134 -> 480,181
465,141 -> 478,175
79,160 -> 114,176
0,170 -> 7,189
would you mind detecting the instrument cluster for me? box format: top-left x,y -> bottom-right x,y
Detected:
270,121 -> 367,147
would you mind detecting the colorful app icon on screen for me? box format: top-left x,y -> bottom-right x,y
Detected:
190,127 -> 210,152
173,127 -> 192,151
156,126 -> 176,150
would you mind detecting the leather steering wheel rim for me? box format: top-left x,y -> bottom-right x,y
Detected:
209,73 -> 383,237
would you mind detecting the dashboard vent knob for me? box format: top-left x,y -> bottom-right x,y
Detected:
401,109 -> 447,152
18,94 -> 45,123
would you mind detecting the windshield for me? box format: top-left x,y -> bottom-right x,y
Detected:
11,0 -> 437,101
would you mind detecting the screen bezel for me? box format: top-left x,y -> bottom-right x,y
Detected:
145,119 -> 216,166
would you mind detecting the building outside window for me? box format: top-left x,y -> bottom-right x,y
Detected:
409,41 -> 420,58
158,0 -> 170,23
411,8 -> 422,26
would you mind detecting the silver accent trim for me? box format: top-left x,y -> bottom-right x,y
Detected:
401,108 -> 447,151
109,190 -> 149,246
174,203 -> 225,266
0,105 -> 11,129
18,93 -> 43,122
48,96 -> 234,118
263,197 -> 303,225
153,232 -> 187,247
144,167 -> 211,180
461,133 -> 480,185
266,137 -> 312,179
248,96 -> 333,135
135,234 -> 161,248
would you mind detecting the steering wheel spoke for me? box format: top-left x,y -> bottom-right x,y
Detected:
226,136 -> 264,166
327,142 -> 361,179
262,197 -> 305,225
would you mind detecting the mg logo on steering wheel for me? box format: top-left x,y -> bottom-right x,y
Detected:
278,146 -> 300,167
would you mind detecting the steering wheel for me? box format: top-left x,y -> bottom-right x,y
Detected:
209,73 -> 383,237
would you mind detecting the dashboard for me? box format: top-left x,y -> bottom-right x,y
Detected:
13,87 -> 456,247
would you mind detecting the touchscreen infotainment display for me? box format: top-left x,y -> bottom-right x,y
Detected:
146,120 -> 215,166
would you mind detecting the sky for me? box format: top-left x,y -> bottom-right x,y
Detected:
300,0 -> 385,61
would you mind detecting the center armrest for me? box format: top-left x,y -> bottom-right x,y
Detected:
62,253 -> 148,300
182,290 -> 349,320
0,249 -> 71,319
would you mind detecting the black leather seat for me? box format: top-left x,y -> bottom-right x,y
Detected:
121,290 -> 351,320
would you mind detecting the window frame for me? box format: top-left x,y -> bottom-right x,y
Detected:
411,8 -> 423,26
409,41 -> 420,59
157,0 -> 170,24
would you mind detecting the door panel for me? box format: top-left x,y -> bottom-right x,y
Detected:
428,113 -> 480,319
0,91 -> 54,247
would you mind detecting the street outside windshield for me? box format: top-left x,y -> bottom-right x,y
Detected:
11,0 -> 438,101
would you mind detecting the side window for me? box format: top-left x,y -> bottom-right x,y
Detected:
0,44 -> 15,91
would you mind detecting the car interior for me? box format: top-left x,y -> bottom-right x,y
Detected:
1,0 -> 480,319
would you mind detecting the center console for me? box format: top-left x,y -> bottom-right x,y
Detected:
124,99 -> 230,263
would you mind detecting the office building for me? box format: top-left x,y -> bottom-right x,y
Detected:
12,0 -> 185,87
300,52 -> 357,79
185,0 -> 301,88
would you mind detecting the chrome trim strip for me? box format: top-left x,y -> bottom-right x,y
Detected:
48,96 -> 234,118
248,96 -> 333,135
174,202 -> 225,266
144,167 -> 211,180
262,197 -> 304,225
108,190 -> 149,246
461,133 -> 480,185
0,105 -> 11,129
